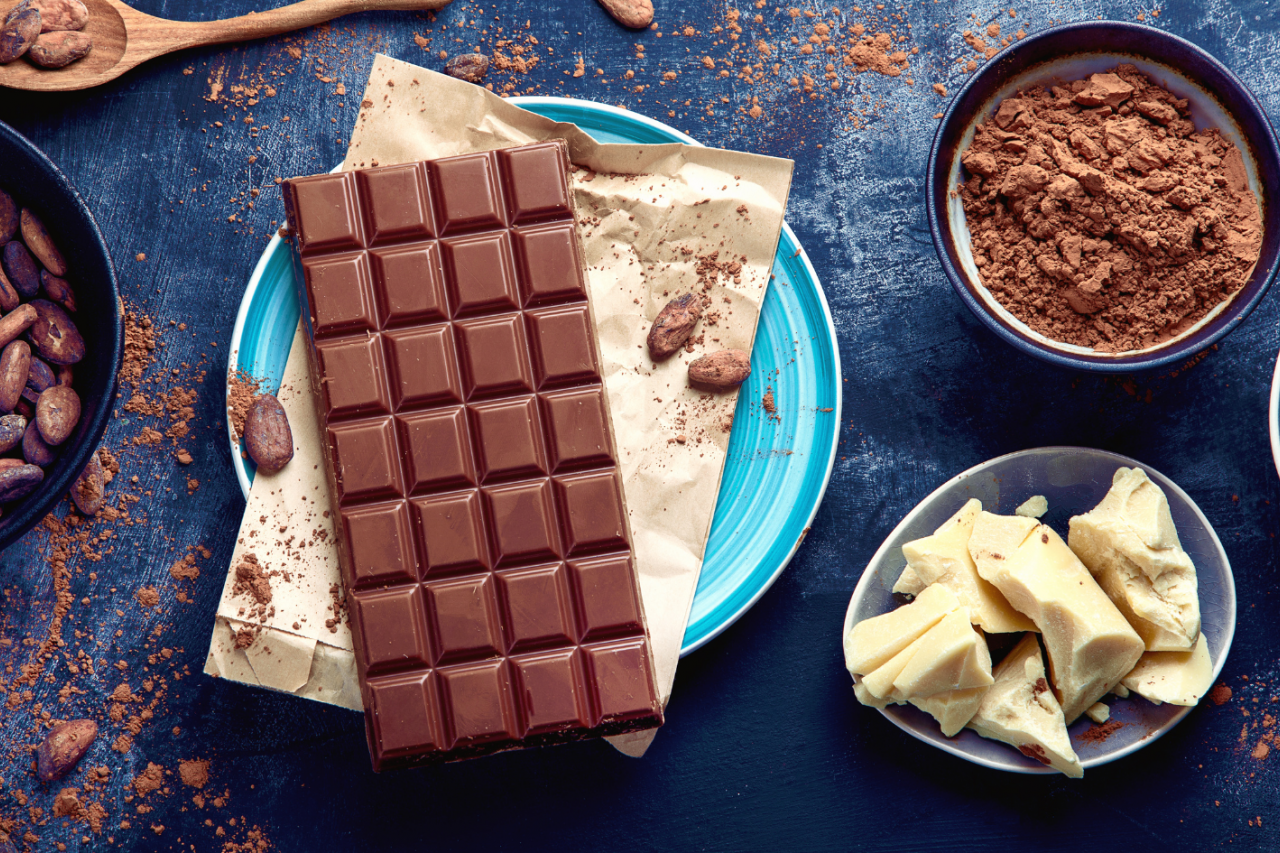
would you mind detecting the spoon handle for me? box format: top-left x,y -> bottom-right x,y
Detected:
163,0 -> 452,50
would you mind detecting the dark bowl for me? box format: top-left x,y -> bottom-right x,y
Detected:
0,120 -> 122,549
926,22 -> 1280,372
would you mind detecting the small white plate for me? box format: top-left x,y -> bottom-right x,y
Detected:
842,447 -> 1235,774
1270,351 -> 1280,481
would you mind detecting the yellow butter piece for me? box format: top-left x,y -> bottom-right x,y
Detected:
902,499 -> 1035,634
891,565 -> 927,596
891,609 -> 994,698
1120,632 -> 1213,706
860,637 -> 923,700
909,685 -> 990,737
1068,467 -> 1200,651
844,583 -> 959,676
969,511 -> 1145,724
968,633 -> 1084,779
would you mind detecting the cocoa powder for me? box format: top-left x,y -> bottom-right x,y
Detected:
958,65 -> 1262,353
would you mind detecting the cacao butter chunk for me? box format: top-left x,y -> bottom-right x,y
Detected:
889,609 -> 994,699
859,639 -> 921,701
1068,467 -> 1200,651
1015,495 -> 1048,518
844,583 -> 959,676
902,499 -> 1035,634
969,512 -> 1145,724
891,565 -> 927,596
1120,633 -> 1213,706
908,684 -> 990,737
968,633 -> 1083,778
852,680 -> 891,709
1085,702 -> 1110,724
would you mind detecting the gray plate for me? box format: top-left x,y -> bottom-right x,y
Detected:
841,447 -> 1235,774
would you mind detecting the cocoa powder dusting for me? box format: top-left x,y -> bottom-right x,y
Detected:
227,371 -> 263,442
959,66 -> 1262,353
179,758 -> 210,789
1078,719 -> 1125,745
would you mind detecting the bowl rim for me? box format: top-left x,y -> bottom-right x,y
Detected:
0,120 -> 122,550
925,20 -> 1280,372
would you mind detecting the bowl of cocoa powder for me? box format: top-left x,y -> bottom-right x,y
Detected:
926,22 -> 1280,371
0,119 -> 121,548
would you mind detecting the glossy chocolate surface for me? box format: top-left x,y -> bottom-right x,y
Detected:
283,141 -> 662,770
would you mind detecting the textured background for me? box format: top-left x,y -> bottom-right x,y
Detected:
3,0 -> 1280,849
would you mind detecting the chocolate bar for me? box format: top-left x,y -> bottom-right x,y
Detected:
282,141 -> 662,770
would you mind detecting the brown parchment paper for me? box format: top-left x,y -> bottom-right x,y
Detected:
206,55 -> 793,756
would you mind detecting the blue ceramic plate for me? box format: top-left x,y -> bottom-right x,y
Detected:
843,447 -> 1235,774
227,98 -> 842,655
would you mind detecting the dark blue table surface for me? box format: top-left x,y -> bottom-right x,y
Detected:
3,0 -> 1280,850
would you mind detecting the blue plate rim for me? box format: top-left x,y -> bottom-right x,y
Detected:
227,97 -> 843,657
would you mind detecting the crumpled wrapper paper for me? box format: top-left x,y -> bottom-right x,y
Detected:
206,55 -> 793,757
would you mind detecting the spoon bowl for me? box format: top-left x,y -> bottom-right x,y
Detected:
0,0 -> 448,92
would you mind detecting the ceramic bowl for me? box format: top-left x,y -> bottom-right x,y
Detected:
0,120 -> 122,550
926,22 -> 1280,372
842,447 -> 1235,774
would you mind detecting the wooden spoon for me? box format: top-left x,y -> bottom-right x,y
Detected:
0,0 -> 451,92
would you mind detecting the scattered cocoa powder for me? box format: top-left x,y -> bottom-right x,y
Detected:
1078,719 -> 1125,744
135,586 -> 160,608
131,762 -> 165,797
231,553 -> 273,621
1210,682 -> 1233,705
959,65 -> 1262,353
179,759 -> 210,789
227,371 -> 263,442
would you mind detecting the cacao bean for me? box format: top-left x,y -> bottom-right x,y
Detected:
0,267 -> 18,313
14,0 -> 88,33
0,189 -> 15,243
35,383 -> 78,445
0,303 -> 36,350
22,419 -> 52,465
647,293 -> 703,360
0,413 -> 24,452
26,355 -> 53,392
2,241 -> 38,299
70,451 -> 104,516
445,52 -> 489,82
39,269 -> 75,311
19,385 -> 36,404
688,349 -> 752,390
0,6 -> 38,64
244,394 -> 294,474
36,719 -> 96,782
26,29 -> 90,67
595,0 -> 654,28
0,459 -> 23,472
19,209 -> 66,277
0,462 -> 41,502
0,339 -> 30,412
14,396 -> 32,420
55,362 -> 72,386
26,299 -> 83,364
